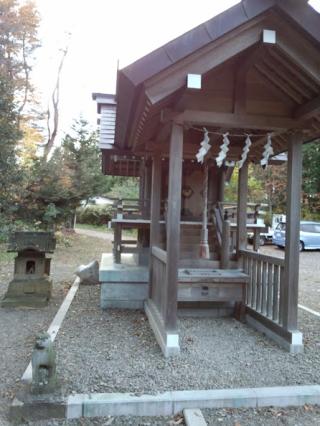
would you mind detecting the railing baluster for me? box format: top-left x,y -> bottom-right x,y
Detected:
256,260 -> 262,312
273,264 -> 280,322
261,261 -> 267,315
266,262 -> 273,318
251,258 -> 257,309
279,265 -> 285,326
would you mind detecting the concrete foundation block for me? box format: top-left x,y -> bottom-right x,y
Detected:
67,394 -> 89,419
10,394 -> 66,423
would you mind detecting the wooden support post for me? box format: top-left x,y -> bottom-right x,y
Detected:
236,162 -> 248,258
221,220 -> 231,269
149,155 -> 162,298
218,166 -> 226,202
282,133 -> 303,331
165,123 -> 183,331
199,163 -> 210,259
113,223 -> 122,264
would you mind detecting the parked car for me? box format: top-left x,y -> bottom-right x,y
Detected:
272,221 -> 320,251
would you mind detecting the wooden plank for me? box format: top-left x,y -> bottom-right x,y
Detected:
236,162 -> 248,256
294,95 -> 320,121
152,246 -> 167,264
113,223 -> 121,264
164,123 -> 183,330
221,220 -> 231,269
282,133 -> 303,331
175,110 -> 304,131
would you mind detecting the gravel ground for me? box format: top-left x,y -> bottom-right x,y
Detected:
55,284 -> 320,395
1,232 -> 320,425
203,405 -> 320,425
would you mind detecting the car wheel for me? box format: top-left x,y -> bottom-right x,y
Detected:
259,237 -> 266,246
277,245 -> 283,249
299,241 -> 305,252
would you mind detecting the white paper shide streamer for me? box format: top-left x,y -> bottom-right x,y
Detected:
196,128 -> 211,163
216,133 -> 230,167
238,135 -> 252,169
260,133 -> 274,168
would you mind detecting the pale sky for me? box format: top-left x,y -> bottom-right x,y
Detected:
32,0 -> 240,138
32,0 -> 320,139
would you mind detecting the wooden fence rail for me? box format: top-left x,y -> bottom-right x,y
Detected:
240,249 -> 285,325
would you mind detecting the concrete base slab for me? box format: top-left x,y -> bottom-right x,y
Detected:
184,408 -> 207,426
101,282 -> 148,310
145,299 -> 180,357
10,393 -> 66,423
246,314 -> 304,354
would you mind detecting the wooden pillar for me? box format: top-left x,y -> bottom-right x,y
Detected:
283,133 -> 303,331
149,155 -> 162,297
218,166 -> 226,202
199,163 -> 210,259
113,223 -> 121,264
165,123 -> 183,331
236,162 -> 248,256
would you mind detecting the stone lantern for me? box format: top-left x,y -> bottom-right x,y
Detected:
1,232 -> 56,308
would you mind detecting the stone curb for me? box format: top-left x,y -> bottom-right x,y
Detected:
66,385 -> 320,419
21,277 -> 80,383
183,408 -> 207,426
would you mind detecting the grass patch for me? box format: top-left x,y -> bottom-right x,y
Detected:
0,245 -> 15,263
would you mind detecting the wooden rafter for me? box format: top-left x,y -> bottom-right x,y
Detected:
254,63 -> 303,104
293,95 -> 320,121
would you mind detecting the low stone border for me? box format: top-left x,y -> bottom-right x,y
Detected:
21,277 -> 80,383
11,385 -> 320,422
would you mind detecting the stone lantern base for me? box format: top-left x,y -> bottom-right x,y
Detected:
1,276 -> 52,308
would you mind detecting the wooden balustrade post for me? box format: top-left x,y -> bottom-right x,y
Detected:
282,133 -> 303,331
221,220 -> 231,269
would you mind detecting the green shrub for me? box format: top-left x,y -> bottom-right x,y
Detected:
77,205 -> 113,226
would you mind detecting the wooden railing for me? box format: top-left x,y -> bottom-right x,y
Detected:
151,246 -> 167,318
113,198 -> 151,220
240,249 -> 285,324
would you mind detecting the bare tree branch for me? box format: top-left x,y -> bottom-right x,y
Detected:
43,39 -> 70,160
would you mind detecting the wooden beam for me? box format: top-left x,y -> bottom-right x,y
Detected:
293,95 -> 320,121
282,132 -> 303,331
175,110 -> 305,130
236,162 -> 248,257
165,123 -> 183,330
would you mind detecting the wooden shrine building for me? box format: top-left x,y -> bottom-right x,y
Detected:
93,0 -> 320,357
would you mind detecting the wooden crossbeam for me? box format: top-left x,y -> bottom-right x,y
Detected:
293,95 -> 320,120
174,110 -> 305,131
